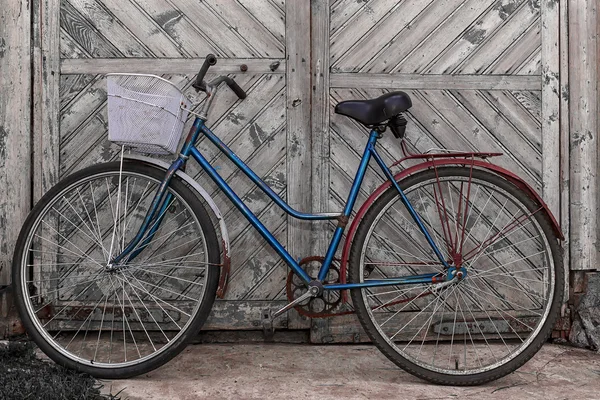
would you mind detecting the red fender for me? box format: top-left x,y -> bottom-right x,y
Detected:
339,159 -> 563,301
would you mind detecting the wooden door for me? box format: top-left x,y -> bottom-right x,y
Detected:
310,0 -> 562,343
34,0 -> 312,333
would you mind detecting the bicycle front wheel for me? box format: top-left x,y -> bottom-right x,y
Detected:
13,161 -> 220,379
349,167 -> 563,385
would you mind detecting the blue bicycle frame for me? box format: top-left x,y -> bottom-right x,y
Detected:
112,117 -> 450,290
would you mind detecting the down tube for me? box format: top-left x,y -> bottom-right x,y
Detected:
189,147 -> 312,284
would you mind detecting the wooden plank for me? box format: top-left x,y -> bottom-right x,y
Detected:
61,58 -> 286,74
541,0 -> 561,219
205,301 -> 289,330
568,0 -> 598,271
311,0 -> 332,256
285,0 -> 312,261
330,74 -> 541,90
34,0 -> 61,200
0,0 -> 32,284
559,0 -> 570,303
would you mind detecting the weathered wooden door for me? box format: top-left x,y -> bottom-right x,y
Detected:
309,0 -> 562,342
34,0 -> 312,333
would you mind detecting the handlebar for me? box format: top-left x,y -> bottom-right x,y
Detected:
192,54 -> 246,100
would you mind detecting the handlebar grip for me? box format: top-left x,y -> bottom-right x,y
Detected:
193,54 -> 218,91
227,79 -> 247,99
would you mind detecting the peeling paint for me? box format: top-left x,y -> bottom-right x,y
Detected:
0,37 -> 5,59
497,0 -> 520,20
463,28 -> 486,45
248,123 -> 266,147
155,10 -> 183,30
562,85 -> 570,102
572,130 -> 594,147
0,126 -> 6,169
227,112 -> 245,125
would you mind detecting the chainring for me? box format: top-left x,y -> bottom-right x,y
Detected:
285,256 -> 345,318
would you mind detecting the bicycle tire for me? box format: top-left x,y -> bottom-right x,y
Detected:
13,160 -> 220,379
349,167 -> 563,385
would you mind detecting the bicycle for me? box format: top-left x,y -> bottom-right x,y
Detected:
12,54 -> 564,385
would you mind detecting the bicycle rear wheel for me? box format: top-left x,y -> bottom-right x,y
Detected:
13,161 -> 220,379
349,167 -> 563,385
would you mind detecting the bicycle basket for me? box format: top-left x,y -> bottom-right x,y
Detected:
106,74 -> 192,155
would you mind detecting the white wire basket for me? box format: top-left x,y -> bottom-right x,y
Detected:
106,74 -> 192,155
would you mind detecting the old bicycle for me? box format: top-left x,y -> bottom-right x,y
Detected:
13,54 -> 563,385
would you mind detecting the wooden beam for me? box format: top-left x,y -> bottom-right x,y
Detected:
286,0 -> 312,260
0,1 -> 32,284
61,58 -> 287,75
311,0 -> 332,256
330,73 -> 542,90
568,0 -> 598,271
33,0 -> 60,202
559,0 -> 571,300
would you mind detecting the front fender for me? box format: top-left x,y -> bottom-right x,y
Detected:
124,154 -> 230,299
340,159 -> 563,297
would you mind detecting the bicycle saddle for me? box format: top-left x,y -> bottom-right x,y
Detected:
334,91 -> 412,125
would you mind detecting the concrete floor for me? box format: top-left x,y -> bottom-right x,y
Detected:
101,343 -> 600,400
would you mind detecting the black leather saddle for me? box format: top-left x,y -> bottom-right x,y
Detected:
334,91 -> 412,125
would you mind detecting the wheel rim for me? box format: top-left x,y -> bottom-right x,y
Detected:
359,173 -> 555,376
20,170 -> 211,369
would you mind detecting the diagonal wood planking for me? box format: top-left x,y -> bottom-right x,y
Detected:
50,0 -> 313,330
330,0 -> 542,75
311,0 -> 560,342
60,0 -> 285,58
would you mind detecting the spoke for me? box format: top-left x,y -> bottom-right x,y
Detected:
379,285 -> 433,327
462,190 -> 494,247
126,264 -> 206,287
404,284 -> 453,355
120,176 -> 130,253
389,284 -> 456,341
31,273 -> 105,305
121,270 -> 179,336
93,289 -> 111,362
417,190 -> 452,261
61,194 -> 109,261
139,237 -> 204,264
465,280 -> 542,321
37,223 -> 104,269
118,273 -> 157,352
40,272 -> 106,328
64,288 -> 112,351
456,288 -> 497,363
117,271 -> 189,321
463,280 -> 527,342
123,273 -> 200,302
468,250 -> 547,279
371,231 -> 443,273
455,289 -> 483,368
128,251 -> 209,267
369,285 -> 428,311
466,210 -> 539,264
123,197 -> 181,258
458,284 -> 512,351
126,219 -> 196,258
387,204 -> 447,261
448,286 -> 459,367
75,187 -> 110,261
473,275 -> 546,301
431,174 -> 455,255
109,274 -> 141,360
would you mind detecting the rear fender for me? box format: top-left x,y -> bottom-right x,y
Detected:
340,158 -> 563,299
123,154 -> 230,299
